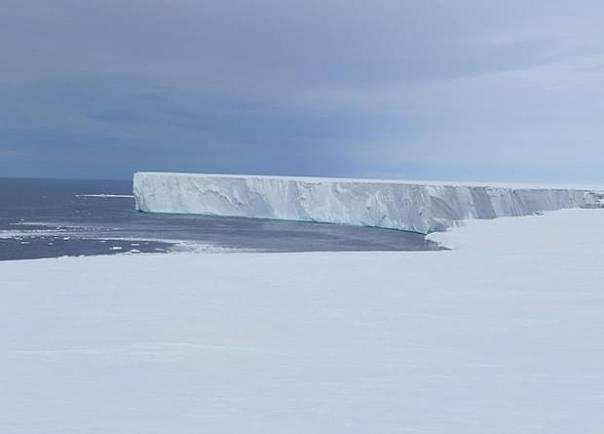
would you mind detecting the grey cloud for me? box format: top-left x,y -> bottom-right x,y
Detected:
1,0 -> 603,181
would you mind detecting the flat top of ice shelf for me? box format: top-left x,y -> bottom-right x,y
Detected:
135,172 -> 604,192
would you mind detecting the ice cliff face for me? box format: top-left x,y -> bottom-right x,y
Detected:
133,172 -> 591,233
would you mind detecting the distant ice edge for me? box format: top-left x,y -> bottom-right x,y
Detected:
133,172 -> 594,234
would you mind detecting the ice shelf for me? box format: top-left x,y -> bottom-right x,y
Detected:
133,172 -> 595,233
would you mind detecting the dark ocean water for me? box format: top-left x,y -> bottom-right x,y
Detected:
0,178 -> 440,261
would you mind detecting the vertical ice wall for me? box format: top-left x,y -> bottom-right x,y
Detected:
133,172 -> 591,233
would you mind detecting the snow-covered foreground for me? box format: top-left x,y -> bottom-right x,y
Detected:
1,209 -> 604,434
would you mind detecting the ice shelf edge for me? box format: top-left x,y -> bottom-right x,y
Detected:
133,172 -> 599,233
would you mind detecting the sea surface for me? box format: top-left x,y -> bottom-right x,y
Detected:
0,178 -> 441,261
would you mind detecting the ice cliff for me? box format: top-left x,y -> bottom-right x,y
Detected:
133,172 -> 592,233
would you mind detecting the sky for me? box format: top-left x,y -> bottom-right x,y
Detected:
1,0 -> 603,182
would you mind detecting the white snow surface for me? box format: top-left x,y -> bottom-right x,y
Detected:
2,208 -> 604,434
133,172 -> 594,233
